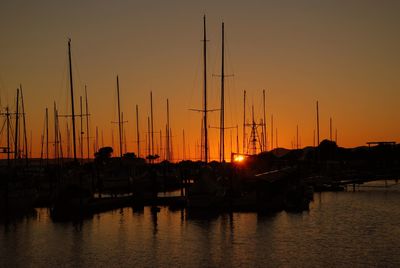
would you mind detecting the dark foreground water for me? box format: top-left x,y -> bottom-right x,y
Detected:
1,180 -> 400,267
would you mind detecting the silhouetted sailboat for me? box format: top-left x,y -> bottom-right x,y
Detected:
187,16 -> 226,210
0,89 -> 37,217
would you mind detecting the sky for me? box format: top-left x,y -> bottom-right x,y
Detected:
0,0 -> 399,161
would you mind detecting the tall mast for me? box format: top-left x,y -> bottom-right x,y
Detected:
147,116 -> 150,157
20,84 -> 28,164
219,22 -> 225,162
263,89 -> 266,151
45,107 -> 49,164
14,88 -> 19,160
296,124 -> 299,149
80,96 -> 83,161
203,15 -> 208,163
136,104 -> 140,157
243,90 -> 246,154
251,105 -> 256,155
116,76 -> 122,158
150,91 -> 154,158
166,98 -> 170,161
68,39 -> 77,162
200,118 -> 203,161
316,101 -> 320,146
183,129 -> 186,160
6,107 -> 10,167
85,86 -> 90,160
330,117 -> 332,141
54,102 -> 58,160
58,113 -> 63,160
165,124 -> 168,159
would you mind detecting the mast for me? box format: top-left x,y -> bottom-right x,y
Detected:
230,129 -> 232,156
45,107 -> 49,164
150,91 -> 154,159
58,114 -> 64,160
14,88 -> 19,160
136,104 -> 140,157
263,89 -> 266,151
243,90 -> 246,154
316,101 -> 320,146
6,107 -> 10,167
203,15 -> 208,163
165,124 -> 168,159
85,86 -> 90,160
68,39 -> 77,163
20,85 -> 28,164
54,102 -> 58,160
116,76 -> 122,158
183,129 -> 185,160
166,98 -> 170,161
219,22 -> 225,162
147,116 -> 151,158
296,124 -> 299,150
330,117 -> 332,141
251,105 -> 256,155
80,96 -> 83,161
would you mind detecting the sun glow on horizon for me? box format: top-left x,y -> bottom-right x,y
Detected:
233,154 -> 245,163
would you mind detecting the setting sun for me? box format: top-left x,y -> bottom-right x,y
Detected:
233,154 -> 245,163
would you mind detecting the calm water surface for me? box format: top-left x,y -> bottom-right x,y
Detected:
1,180 -> 400,267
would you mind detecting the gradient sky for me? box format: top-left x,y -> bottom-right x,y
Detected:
1,0 -> 399,160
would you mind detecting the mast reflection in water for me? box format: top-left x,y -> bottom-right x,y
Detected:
1,181 -> 400,267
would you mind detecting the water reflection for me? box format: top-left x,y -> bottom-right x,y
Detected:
1,181 -> 400,267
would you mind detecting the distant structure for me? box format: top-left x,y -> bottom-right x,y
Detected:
367,141 -> 396,147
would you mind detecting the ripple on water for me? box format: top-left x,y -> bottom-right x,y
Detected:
1,182 -> 400,267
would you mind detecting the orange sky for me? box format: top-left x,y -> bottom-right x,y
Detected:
0,0 -> 399,161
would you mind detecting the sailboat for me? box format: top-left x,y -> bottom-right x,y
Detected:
51,41 -> 138,220
187,16 -> 227,211
0,89 -> 37,217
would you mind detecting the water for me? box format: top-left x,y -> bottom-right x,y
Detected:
1,180 -> 400,267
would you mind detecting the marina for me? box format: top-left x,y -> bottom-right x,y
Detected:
1,1 -> 400,266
